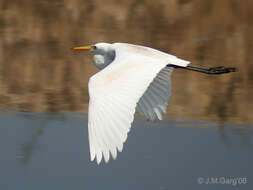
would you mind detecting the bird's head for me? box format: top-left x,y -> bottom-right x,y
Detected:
73,42 -> 115,69
73,42 -> 113,55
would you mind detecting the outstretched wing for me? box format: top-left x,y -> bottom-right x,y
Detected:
88,44 -> 190,164
88,50 -> 168,164
136,67 -> 173,120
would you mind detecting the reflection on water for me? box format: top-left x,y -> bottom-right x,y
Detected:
16,112 -> 69,164
0,111 -> 252,190
0,0 -> 252,123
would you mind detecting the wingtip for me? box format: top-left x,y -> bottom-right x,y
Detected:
90,148 -> 96,162
96,158 -> 102,165
110,148 -> 118,160
111,155 -> 117,160
104,158 -> 110,164
117,144 -> 124,152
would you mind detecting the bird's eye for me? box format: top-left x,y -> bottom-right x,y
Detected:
92,45 -> 97,50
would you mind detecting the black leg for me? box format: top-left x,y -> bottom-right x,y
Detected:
170,64 -> 236,75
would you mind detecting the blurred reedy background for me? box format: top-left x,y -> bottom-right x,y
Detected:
0,0 -> 252,123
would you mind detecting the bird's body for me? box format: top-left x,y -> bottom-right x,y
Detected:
92,43 -> 189,69
73,42 -> 235,164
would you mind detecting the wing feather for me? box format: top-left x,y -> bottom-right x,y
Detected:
136,67 -> 172,120
88,49 -> 168,163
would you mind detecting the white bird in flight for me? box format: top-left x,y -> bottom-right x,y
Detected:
73,42 -> 235,164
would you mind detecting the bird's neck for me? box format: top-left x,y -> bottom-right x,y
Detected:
93,51 -> 115,70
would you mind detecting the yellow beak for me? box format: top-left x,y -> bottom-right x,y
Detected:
72,46 -> 93,51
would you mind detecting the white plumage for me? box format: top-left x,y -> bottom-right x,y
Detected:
73,42 -> 190,164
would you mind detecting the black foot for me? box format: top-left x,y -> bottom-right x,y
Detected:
207,66 -> 237,74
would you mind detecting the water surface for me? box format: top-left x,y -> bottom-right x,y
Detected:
0,111 -> 252,190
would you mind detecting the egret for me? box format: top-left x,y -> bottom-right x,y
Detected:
73,42 -> 235,164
